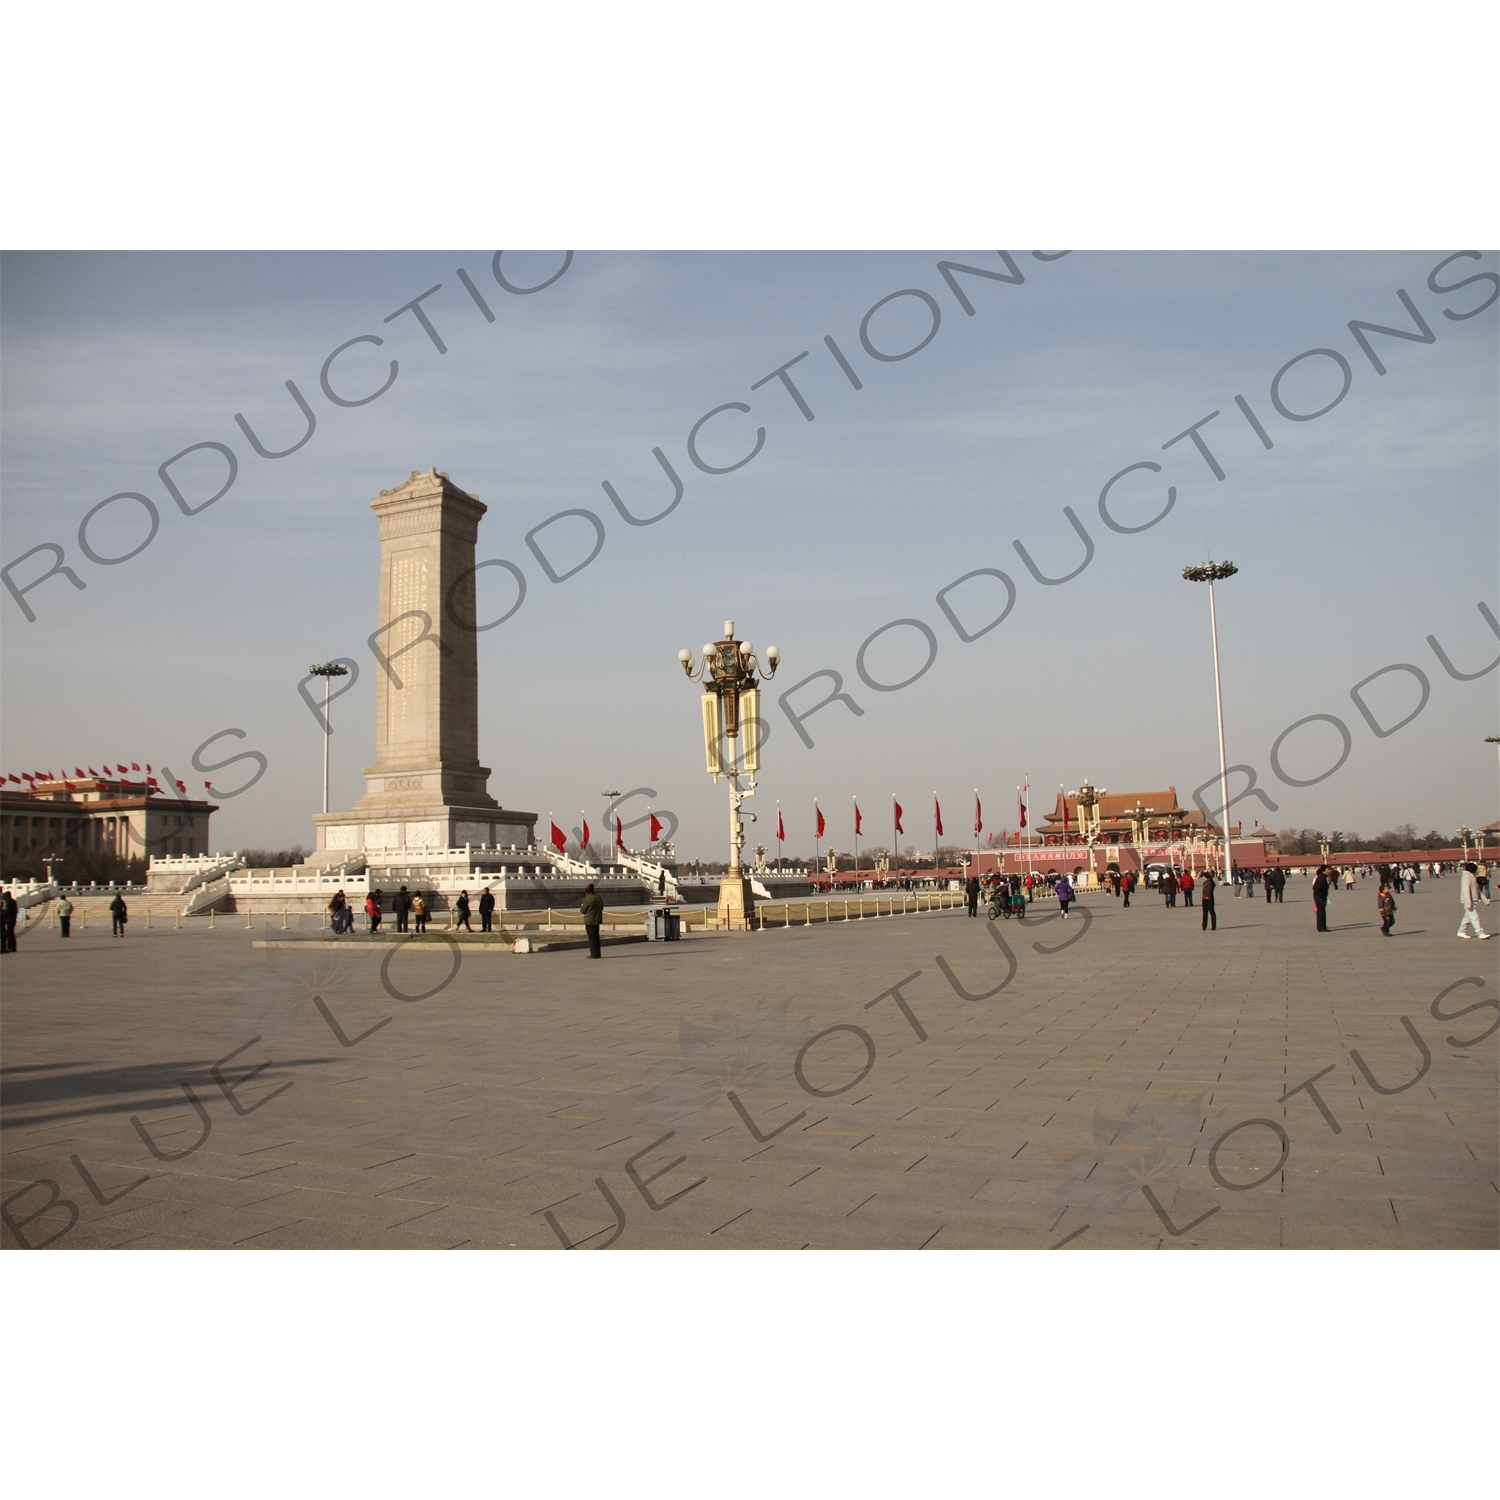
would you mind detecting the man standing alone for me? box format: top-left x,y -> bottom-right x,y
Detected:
56,895 -> 74,937
109,891 -> 127,936
1457,862 -> 1490,940
0,890 -> 17,953
479,887 -> 495,933
580,882 -> 604,958
966,873 -> 980,918
1200,869 -> 1217,931
392,885 -> 411,934
1312,865 -> 1331,933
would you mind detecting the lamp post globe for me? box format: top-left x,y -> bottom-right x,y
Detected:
678,621 -> 779,930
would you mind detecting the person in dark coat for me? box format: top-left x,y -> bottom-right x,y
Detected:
392,885 -> 411,934
1200,869 -> 1217,930
109,891 -> 128,936
966,874 -> 981,917
1378,882 -> 1396,937
0,890 -> 17,953
454,890 -> 473,932
580,882 -> 604,958
1312,866 -> 1331,932
478,887 -> 496,932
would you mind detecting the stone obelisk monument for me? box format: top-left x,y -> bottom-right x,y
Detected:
312,469 -> 536,860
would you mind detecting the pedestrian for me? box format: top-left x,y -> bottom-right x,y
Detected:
0,890 -> 17,953
109,891 -> 128,936
412,892 -> 428,934
1200,869 -> 1217,931
328,890 -> 346,934
580,881 -> 604,958
479,887 -> 495,932
1457,862 -> 1490,940
1056,874 -> 1074,919
365,889 -> 383,934
1122,871 -> 1134,908
56,895 -> 74,938
658,869 -> 666,898
966,874 -> 980,918
392,885 -> 411,934
1273,867 -> 1286,903
1181,870 -> 1195,908
1312,865 -> 1331,933
1265,869 -> 1274,903
1476,859 -> 1491,903
455,889 -> 473,932
1163,870 -> 1177,908
1378,882 -> 1396,937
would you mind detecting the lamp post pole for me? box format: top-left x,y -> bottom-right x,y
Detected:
679,622 -> 779,930
1183,562 -> 1239,885
308,663 -> 350,815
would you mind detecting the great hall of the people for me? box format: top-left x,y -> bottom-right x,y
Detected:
1,775 -> 217,862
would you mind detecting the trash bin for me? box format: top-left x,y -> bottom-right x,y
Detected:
647,908 -> 681,941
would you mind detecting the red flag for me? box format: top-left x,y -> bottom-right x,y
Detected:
854,802 -> 862,836
117,764 -> 128,774
550,821 -> 567,851
146,764 -> 152,774
776,808 -> 785,842
1062,796 -> 1069,837
934,798 -> 943,837
1018,793 -> 1027,828
649,812 -> 663,842
815,804 -> 825,839
581,819 -> 591,848
146,776 -> 158,789
7,775 -> 19,784
131,762 -> 140,771
176,780 -> 186,793
88,767 -> 98,777
75,767 -> 85,778
64,780 -> 77,790
974,793 -> 983,836
204,781 -> 213,790
893,799 -> 904,835
615,816 -> 626,851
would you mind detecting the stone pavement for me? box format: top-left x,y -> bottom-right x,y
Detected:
2,879 -> 1495,1249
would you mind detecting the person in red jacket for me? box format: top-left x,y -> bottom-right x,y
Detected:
1180,870 -> 1195,908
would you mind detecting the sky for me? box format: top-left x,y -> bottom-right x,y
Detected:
2,249 -> 1497,858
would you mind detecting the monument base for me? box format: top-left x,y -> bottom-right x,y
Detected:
715,873 -> 757,931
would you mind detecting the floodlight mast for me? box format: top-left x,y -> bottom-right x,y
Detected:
308,662 -> 351,814
1182,562 -> 1239,885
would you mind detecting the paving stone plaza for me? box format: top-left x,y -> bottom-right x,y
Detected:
3,878 -> 1494,1250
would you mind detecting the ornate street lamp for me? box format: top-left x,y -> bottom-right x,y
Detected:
679,621 -> 779,929
1182,560 -> 1239,886
1458,825 -> 1474,861
308,662 -> 351,814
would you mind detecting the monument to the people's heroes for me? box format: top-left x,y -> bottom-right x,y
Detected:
311,468 -> 536,862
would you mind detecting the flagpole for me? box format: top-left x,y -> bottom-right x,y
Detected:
815,800 -> 821,885
853,794 -> 859,889
776,798 -> 782,872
